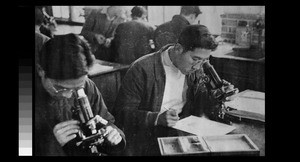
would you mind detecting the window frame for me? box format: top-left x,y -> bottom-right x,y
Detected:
48,6 -> 85,26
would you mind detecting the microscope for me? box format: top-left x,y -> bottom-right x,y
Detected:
202,61 -> 238,125
71,88 -> 108,155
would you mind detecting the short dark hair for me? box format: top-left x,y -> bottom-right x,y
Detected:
180,6 -> 202,17
178,25 -> 218,52
131,6 -> 147,18
35,7 -> 45,26
38,33 -> 95,80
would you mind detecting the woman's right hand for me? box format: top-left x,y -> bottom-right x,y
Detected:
53,120 -> 80,146
157,109 -> 180,127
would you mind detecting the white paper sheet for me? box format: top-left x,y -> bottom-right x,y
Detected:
239,90 -> 265,100
172,115 -> 236,137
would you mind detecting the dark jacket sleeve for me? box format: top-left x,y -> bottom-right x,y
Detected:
112,62 -> 159,132
35,108 -> 67,156
107,17 -> 125,40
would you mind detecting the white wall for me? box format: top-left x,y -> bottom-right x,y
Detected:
163,6 -> 181,22
148,6 -> 180,26
222,6 -> 265,14
148,6 -> 164,26
198,6 -> 224,35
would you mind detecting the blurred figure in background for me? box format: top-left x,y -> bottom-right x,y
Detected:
80,6 -> 128,62
81,6 -> 104,20
111,6 -> 155,65
153,6 -> 202,51
36,6 -> 57,38
35,7 -> 50,66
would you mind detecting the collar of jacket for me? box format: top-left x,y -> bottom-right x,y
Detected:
152,44 -> 175,82
171,15 -> 190,25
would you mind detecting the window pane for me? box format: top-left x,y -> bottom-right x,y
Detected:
70,6 -> 85,23
52,6 -> 70,19
60,6 -> 70,19
52,6 -> 62,18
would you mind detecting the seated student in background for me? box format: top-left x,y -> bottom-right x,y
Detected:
111,6 -> 155,65
35,7 -> 50,65
153,6 -> 202,51
112,25 -> 238,156
36,6 -> 57,38
80,6 -> 128,62
81,6 -> 102,21
35,33 -> 126,156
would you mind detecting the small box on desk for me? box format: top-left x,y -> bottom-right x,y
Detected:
203,134 -> 260,156
157,134 -> 259,156
157,136 -> 210,156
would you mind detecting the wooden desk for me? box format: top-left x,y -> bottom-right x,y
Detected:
88,60 -> 130,112
143,90 -> 265,156
230,121 -> 265,156
122,91 -> 265,156
156,120 -> 265,156
172,91 -> 265,156
174,90 -> 265,156
210,43 -> 265,92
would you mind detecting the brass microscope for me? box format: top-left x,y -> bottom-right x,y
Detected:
202,61 -> 238,125
71,88 -> 108,155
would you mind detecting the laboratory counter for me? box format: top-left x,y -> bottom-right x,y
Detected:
209,43 -> 265,92
88,59 -> 130,112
